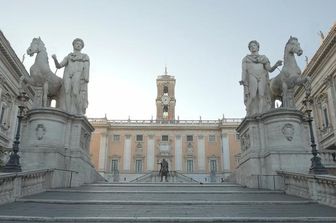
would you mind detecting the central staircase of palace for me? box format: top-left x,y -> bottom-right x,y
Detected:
0,182 -> 336,222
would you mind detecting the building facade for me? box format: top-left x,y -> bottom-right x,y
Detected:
89,70 -> 241,182
295,23 -> 336,170
0,31 -> 33,166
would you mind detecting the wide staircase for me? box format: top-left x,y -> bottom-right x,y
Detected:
0,182 -> 336,222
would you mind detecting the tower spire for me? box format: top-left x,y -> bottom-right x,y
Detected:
164,65 -> 168,75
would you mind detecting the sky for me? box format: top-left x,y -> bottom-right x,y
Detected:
0,0 -> 335,120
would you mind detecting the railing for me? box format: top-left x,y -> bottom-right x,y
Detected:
130,172 -> 153,183
53,168 -> 79,188
129,171 -> 200,183
173,171 -> 200,183
0,169 -> 54,205
277,170 -> 336,208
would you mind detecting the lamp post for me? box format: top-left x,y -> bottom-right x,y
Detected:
2,91 -> 29,172
303,96 -> 327,174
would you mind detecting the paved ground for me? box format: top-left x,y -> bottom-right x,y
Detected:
0,182 -> 336,222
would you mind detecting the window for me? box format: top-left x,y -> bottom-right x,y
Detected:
323,107 -> 329,128
210,160 -> 217,173
136,134 -> 143,142
162,135 -> 169,141
187,135 -> 193,142
163,106 -> 168,119
113,134 -> 120,142
187,160 -> 193,173
0,106 -> 5,125
163,86 -> 169,94
209,135 -> 216,142
135,160 -> 143,173
111,160 -> 119,173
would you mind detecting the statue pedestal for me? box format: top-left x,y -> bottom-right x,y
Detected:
20,108 -> 100,187
235,108 -> 312,189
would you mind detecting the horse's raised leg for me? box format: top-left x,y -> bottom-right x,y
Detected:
43,81 -> 48,107
282,82 -> 288,107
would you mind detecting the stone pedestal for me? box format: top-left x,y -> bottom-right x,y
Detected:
20,108 -> 100,187
235,108 -> 312,189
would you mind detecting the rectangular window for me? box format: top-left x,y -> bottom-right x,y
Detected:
0,106 -> 5,125
209,134 -> 216,142
323,108 -> 329,128
136,134 -> 143,142
187,160 -> 193,173
113,134 -> 120,142
161,135 -> 169,141
135,160 -> 143,173
187,135 -> 193,142
111,160 -> 119,173
210,160 -> 217,172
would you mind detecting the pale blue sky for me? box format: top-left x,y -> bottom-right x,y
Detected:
0,0 -> 335,120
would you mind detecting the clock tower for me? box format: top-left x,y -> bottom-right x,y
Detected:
156,67 -> 176,120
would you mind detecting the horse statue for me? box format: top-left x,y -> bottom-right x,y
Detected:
270,36 -> 311,108
26,37 -> 63,108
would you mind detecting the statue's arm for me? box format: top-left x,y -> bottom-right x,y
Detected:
264,56 -> 282,73
52,54 -> 67,69
240,58 -> 248,86
240,59 -> 249,105
83,57 -> 90,82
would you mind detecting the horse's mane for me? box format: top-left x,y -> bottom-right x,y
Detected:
33,38 -> 47,52
287,36 -> 298,45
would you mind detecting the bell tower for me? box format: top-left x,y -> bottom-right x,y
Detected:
156,67 -> 176,120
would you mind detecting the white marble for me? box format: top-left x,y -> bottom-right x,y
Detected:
146,136 -> 155,171
235,108 -> 312,189
240,40 -> 282,116
270,37 -> 311,108
20,108 -> 100,187
98,133 -> 108,171
175,135 -> 182,171
221,133 -> 230,171
123,135 -> 131,172
52,38 -> 89,115
197,135 -> 205,172
26,38 -> 63,108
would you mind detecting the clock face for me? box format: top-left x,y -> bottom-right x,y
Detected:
161,95 -> 170,105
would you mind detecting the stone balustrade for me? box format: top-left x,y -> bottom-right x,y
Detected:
320,151 -> 336,167
277,170 -> 336,208
0,169 -> 53,205
88,118 -> 242,127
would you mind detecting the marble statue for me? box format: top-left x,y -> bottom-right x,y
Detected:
270,36 -> 311,108
26,37 -> 63,108
52,38 -> 90,115
240,40 -> 282,116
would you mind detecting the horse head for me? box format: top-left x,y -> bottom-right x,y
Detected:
27,37 -> 45,56
286,36 -> 303,56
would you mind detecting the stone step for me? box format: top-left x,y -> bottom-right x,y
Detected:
0,216 -> 336,222
0,182 -> 335,222
17,199 -> 314,205
48,188 -> 283,193
21,191 -> 299,201
0,202 -> 335,220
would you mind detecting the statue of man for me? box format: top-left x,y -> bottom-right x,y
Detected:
240,40 -> 282,116
52,38 -> 90,115
158,159 -> 169,182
